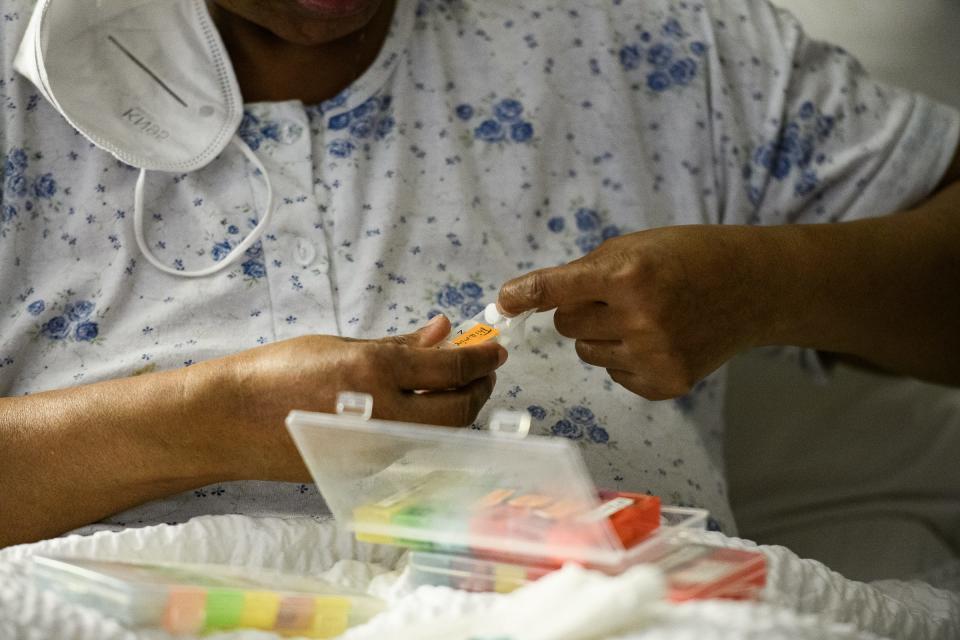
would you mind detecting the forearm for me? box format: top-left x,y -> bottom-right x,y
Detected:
0,325 -> 496,547
0,364 -> 229,547
754,180 -> 960,384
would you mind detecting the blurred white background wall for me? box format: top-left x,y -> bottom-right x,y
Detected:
725,0 -> 960,581
773,0 -> 960,107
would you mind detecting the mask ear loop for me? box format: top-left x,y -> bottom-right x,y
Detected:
133,135 -> 274,278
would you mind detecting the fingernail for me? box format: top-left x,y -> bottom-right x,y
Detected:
497,347 -> 508,366
427,314 -> 446,326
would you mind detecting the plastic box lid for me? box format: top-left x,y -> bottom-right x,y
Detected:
286,394 -> 708,568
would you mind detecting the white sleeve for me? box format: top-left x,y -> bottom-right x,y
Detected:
706,0 -> 960,226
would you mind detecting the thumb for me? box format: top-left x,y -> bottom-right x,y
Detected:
498,261 -> 597,315
384,314 -> 451,348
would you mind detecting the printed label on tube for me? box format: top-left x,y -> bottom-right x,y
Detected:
452,323 -> 500,347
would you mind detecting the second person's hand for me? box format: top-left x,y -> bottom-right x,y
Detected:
498,226 -> 778,399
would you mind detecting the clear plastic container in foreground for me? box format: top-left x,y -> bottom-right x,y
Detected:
408,538 -> 767,600
30,556 -> 385,637
286,395 -> 708,569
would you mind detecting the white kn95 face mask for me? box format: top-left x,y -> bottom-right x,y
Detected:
14,0 -> 274,278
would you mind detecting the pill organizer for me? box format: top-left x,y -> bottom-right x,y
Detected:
648,542 -> 767,601
286,393 -> 708,571
408,540 -> 767,599
30,556 -> 385,637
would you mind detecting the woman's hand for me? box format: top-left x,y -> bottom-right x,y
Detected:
501,182 -> 960,398
0,315 -> 505,545
497,226 -> 774,399
190,315 -> 507,480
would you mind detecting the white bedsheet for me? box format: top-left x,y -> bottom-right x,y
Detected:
1,515 -> 957,640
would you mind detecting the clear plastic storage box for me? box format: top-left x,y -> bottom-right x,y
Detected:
408,539 -> 767,599
285,394 -> 709,571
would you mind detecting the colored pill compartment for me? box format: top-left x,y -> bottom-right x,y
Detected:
353,470 -> 495,551
409,551 -> 554,594
469,490 -> 562,547
470,490 -> 660,562
30,556 -> 385,638
409,541 -> 765,602
655,544 -> 767,602
352,470 -> 466,545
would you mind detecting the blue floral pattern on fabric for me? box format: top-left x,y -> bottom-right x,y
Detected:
323,94 -> 396,159
1,146 -> 64,237
456,96 -> 536,146
238,111 -> 304,152
41,316 -> 70,340
240,241 -> 267,282
743,100 -> 838,209
75,321 -> 99,342
528,399 -> 618,449
427,278 -> 488,322
616,18 -> 707,94
32,297 -> 102,345
547,201 -> 623,255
